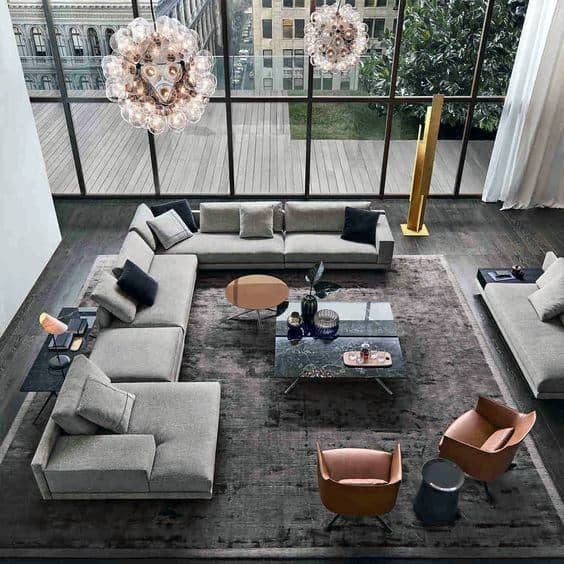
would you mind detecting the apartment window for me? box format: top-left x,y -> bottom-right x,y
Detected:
54,28 -> 67,56
392,18 -> 397,33
294,48 -> 304,68
263,77 -> 273,89
70,28 -> 84,56
283,49 -> 293,68
262,19 -> 272,39
373,18 -> 385,39
313,76 -> 321,89
13,26 -> 25,56
283,0 -> 292,6
345,0 -> 355,5
341,75 -> 350,90
377,0 -> 387,6
295,19 -> 304,38
41,76 -> 53,89
87,28 -> 101,57
263,49 -> 273,68
316,0 -> 323,5
262,0 -> 272,6
295,0 -> 305,6
365,0 -> 375,5
283,19 -> 293,39
283,73 -> 293,90
31,27 -> 47,56
294,76 -> 304,89
364,19 -> 374,37
105,28 -> 115,52
322,74 -> 332,90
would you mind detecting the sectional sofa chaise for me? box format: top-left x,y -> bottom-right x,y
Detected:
31,201 -> 395,500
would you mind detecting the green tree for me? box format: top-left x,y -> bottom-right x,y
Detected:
359,0 -> 527,132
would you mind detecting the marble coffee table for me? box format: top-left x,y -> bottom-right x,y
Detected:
274,301 -> 406,395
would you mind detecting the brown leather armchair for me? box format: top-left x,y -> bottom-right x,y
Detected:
316,442 -> 402,532
439,396 -> 536,500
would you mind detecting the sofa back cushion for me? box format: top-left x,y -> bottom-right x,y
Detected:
128,204 -> 156,251
285,201 -> 372,233
115,231 -> 154,273
200,202 -> 284,233
51,355 -> 111,435
91,272 -> 137,323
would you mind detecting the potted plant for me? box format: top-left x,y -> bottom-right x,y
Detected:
301,262 -> 340,321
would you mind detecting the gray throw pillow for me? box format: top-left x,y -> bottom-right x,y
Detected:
147,209 -> 193,250
239,204 -> 274,238
51,355 -> 110,435
91,271 -> 137,323
536,257 -> 564,288
76,377 -> 135,434
528,275 -> 564,321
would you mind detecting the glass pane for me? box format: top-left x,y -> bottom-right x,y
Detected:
310,102 -> 386,195
478,1 -> 528,95
386,102 -> 467,195
155,103 -> 229,194
31,103 -> 80,194
71,103 -> 154,195
460,102 -> 501,195
8,3 -> 60,97
233,102 -> 305,194
396,0 -> 484,96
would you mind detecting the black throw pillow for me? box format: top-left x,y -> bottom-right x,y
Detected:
116,260 -> 158,307
150,199 -> 198,232
341,207 -> 381,245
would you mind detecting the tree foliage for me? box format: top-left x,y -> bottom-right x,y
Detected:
359,0 -> 527,132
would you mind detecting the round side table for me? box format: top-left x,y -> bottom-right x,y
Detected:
413,458 -> 464,525
225,275 -> 289,329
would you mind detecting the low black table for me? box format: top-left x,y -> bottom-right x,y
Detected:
274,301 -> 406,396
413,458 -> 464,525
20,307 -> 97,424
476,267 -> 543,291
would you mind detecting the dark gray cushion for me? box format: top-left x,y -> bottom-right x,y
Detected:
341,207 -> 381,244
150,199 -> 198,232
115,260 -> 158,307
148,209 -> 193,250
239,204 -> 274,238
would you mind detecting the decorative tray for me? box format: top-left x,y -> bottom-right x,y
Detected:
343,351 -> 392,367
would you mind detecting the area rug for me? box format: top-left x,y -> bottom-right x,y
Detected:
1,255 -> 563,559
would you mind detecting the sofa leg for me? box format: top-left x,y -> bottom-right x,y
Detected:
483,481 -> 495,504
325,513 -> 341,531
376,515 -> 392,533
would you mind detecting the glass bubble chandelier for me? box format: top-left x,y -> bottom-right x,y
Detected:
101,1 -> 216,135
304,0 -> 369,74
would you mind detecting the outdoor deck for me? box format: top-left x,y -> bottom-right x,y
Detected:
32,102 -> 492,196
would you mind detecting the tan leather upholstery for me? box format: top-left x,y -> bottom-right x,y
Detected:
317,443 -> 402,517
439,396 -> 536,482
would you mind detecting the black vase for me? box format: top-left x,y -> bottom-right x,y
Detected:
301,294 -> 318,322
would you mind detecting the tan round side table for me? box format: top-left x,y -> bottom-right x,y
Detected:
225,275 -> 289,329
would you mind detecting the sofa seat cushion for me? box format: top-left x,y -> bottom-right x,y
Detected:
45,434 -> 155,494
111,254 -> 197,330
338,478 -> 388,485
89,327 -> 184,383
484,283 -> 564,394
164,232 -> 285,264
121,382 -> 221,495
481,427 -> 514,452
284,233 -> 379,264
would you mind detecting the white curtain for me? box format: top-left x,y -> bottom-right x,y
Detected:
482,0 -> 564,209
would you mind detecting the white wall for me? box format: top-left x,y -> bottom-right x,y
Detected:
0,0 -> 62,338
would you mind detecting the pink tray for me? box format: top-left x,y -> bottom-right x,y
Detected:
343,351 -> 392,367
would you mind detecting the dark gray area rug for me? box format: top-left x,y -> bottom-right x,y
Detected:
1,255 -> 563,559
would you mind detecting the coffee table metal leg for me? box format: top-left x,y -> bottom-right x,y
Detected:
284,377 -> 300,395
33,391 -> 55,426
227,309 -> 254,321
375,378 -> 393,396
256,310 -> 263,330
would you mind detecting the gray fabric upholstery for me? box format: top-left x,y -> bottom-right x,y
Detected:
44,434 -> 155,494
89,327 -> 184,382
284,233 -> 379,264
51,355 -> 110,435
115,231 -> 154,273
375,214 -> 394,267
121,382 -> 221,495
77,377 -> 135,433
31,418 -> 62,499
284,201 -> 371,233
164,232 -> 285,265
239,204 -> 274,238
200,202 -> 284,233
528,278 -> 564,321
91,271 -> 137,323
148,209 -> 193,250
484,283 -> 564,394
536,257 -> 564,288
94,306 -> 113,330
129,203 -> 157,251
111,255 -> 197,330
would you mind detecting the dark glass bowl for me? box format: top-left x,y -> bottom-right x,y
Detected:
313,309 -> 339,340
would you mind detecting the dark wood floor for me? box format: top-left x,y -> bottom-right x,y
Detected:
0,199 -> 563,557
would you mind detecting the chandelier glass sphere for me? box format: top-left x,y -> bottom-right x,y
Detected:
304,2 -> 369,74
101,14 -> 216,135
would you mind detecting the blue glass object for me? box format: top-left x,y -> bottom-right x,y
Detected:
313,309 -> 339,340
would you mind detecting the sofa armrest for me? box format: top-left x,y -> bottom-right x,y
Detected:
542,251 -> 558,271
31,417 -> 62,500
193,209 -> 200,229
375,213 -> 394,267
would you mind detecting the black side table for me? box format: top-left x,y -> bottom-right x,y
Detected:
20,307 -> 97,424
476,267 -> 543,293
413,458 -> 464,526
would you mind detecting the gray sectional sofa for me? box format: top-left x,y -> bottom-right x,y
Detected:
481,252 -> 564,399
32,200 -> 395,500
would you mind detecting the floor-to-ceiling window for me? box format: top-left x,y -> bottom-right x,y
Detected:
10,0 -> 527,197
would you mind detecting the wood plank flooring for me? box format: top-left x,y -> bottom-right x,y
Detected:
32,103 -> 492,196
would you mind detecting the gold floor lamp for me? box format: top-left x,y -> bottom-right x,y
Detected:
401,94 -> 444,237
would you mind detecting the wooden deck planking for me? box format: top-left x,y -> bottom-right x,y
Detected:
33,102 -> 493,196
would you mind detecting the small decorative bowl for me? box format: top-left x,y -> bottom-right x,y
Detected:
313,309 -> 339,340
287,311 -> 302,329
512,265 -> 524,279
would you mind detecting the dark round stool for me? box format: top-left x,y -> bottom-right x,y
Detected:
413,458 -> 464,525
